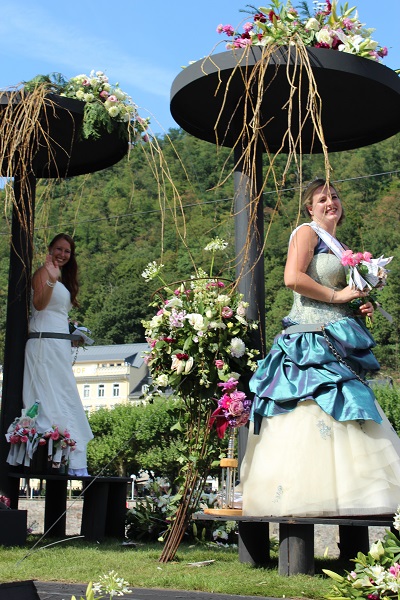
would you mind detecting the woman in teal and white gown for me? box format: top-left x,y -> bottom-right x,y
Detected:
239,179 -> 400,517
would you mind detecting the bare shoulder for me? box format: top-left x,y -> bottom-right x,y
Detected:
289,224 -> 318,251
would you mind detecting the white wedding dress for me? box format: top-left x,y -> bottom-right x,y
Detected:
22,281 -> 93,474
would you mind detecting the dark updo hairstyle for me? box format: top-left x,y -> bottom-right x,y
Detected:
48,233 -> 79,307
302,178 -> 345,225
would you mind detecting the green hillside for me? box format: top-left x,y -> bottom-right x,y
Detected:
0,128 -> 399,372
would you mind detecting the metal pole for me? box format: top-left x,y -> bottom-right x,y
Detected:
234,143 -> 265,470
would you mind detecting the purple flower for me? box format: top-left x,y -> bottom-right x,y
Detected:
217,378 -> 238,392
169,308 -> 186,328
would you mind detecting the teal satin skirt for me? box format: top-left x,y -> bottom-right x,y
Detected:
250,317 -> 381,434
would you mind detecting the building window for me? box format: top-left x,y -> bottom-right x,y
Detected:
83,385 -> 90,398
113,383 -> 120,397
98,384 -> 105,397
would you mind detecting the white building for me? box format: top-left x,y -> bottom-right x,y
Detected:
72,343 -> 150,413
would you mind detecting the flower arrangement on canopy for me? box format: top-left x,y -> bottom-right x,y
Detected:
23,70 -> 150,142
217,0 -> 388,61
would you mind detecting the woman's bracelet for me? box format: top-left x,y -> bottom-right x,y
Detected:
329,289 -> 336,303
46,280 -> 56,288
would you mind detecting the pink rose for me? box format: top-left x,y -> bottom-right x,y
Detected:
38,438 -> 47,446
235,412 -> 250,427
363,252 -> 372,262
230,390 -> 247,404
221,306 -> 233,318
51,429 -> 60,441
228,399 -> 244,416
100,90 -> 109,99
107,95 -> 118,103
341,250 -> 356,267
20,435 -> 28,443
353,252 -> 364,264
215,359 -> 224,369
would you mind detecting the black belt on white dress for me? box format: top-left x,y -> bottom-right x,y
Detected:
27,332 -> 81,341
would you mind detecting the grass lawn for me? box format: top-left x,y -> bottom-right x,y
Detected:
0,537 -> 352,598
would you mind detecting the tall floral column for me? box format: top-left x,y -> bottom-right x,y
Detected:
141,240 -> 259,562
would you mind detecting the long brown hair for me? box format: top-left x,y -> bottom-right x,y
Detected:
48,233 -> 79,307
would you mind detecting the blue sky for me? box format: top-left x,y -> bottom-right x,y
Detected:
0,1 -> 399,135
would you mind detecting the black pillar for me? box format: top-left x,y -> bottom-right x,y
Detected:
0,172 -> 35,497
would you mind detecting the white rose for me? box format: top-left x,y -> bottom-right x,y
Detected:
186,313 -> 204,331
149,314 -> 163,328
75,90 -> 85,100
229,337 -> 246,358
205,309 -> 213,319
315,28 -> 333,46
108,105 -> 120,118
305,17 -> 320,31
154,374 -> 169,387
216,294 -> 231,305
83,93 -> 95,102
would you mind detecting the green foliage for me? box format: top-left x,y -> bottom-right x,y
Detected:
87,398 -> 183,479
373,385 -> 400,433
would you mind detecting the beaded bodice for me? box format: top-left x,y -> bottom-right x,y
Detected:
286,252 -> 352,325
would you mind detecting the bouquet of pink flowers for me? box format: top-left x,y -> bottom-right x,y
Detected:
341,250 -> 392,292
209,378 -> 252,439
340,249 -> 393,325
6,414 -> 76,468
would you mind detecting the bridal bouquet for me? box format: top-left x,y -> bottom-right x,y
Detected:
341,250 -> 392,292
341,249 -> 393,324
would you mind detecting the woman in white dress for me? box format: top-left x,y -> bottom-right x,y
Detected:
239,179 -> 400,517
21,233 -> 93,476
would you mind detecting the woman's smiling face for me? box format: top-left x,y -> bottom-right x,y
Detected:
49,238 -> 72,268
309,184 -> 343,231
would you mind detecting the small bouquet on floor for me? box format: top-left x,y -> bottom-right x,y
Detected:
209,377 -> 252,439
324,506 -> 400,600
341,249 -> 393,325
6,401 -> 76,469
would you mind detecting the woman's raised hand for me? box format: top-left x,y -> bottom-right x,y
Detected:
44,253 -> 60,282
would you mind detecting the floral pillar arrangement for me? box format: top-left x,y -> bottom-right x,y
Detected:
141,238 -> 259,562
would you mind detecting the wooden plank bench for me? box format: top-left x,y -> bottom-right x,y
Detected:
8,472 -> 130,541
192,512 -> 394,576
